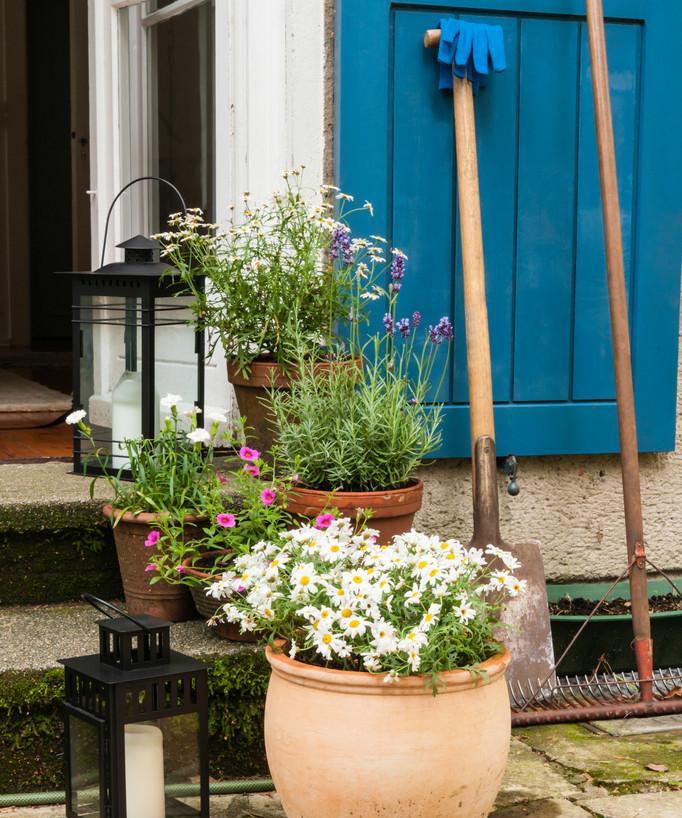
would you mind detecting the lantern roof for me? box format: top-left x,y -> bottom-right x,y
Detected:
116,234 -> 161,251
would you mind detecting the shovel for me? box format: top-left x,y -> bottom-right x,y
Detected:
425,20 -> 555,689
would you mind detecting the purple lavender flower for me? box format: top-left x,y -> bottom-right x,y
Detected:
331,225 -> 353,265
396,317 -> 410,339
390,281 -> 402,293
383,312 -> 395,335
428,324 -> 443,345
437,316 -> 454,341
390,252 -> 406,283
412,311 -> 422,330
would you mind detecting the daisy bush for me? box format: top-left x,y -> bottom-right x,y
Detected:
208,517 -> 526,681
156,170 -> 376,376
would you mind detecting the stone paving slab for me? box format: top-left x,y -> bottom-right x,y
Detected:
581,790 -> 682,817
590,715 -> 682,737
496,739 -> 581,807
516,722 -> 682,790
490,798 -> 592,817
0,602 -> 246,671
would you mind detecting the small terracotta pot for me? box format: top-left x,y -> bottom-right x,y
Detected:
285,479 -> 424,545
227,356 -> 362,457
264,646 -> 511,818
103,504 -> 203,622
227,359 -> 291,457
181,548 -> 256,642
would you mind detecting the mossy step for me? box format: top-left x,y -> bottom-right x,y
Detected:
0,604 -> 269,793
0,463 -> 119,605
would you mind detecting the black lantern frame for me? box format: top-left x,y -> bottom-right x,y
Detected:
58,177 -> 205,477
61,596 -> 209,818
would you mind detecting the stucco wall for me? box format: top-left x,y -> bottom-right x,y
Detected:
414,326 -> 682,581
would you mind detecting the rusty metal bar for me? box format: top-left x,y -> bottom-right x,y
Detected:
586,0 -> 653,700
513,697 -> 682,726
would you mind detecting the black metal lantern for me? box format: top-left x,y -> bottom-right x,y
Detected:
58,177 -> 204,475
61,595 -> 209,818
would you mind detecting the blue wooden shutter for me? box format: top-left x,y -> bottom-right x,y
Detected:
336,0 -> 682,456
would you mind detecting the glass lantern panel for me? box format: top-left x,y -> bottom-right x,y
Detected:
79,296 -> 144,471
123,713 -> 201,818
68,712 -> 102,817
154,297 -> 200,428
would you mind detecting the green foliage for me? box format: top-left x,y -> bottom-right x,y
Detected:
269,264 -> 452,492
76,403 -> 225,518
156,173 -> 371,375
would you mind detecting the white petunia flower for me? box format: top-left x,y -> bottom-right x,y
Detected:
187,428 -> 211,445
65,409 -> 86,425
207,411 -> 228,423
160,393 -> 183,409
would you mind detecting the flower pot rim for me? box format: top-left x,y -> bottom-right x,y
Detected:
227,355 -> 361,388
265,644 -> 510,696
287,478 -> 423,500
181,547 -> 235,581
102,503 -> 208,526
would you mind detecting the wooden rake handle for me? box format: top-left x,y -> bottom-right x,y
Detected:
425,32 -> 495,453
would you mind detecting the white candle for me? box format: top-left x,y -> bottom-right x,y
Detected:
111,370 -> 142,469
124,723 -> 165,818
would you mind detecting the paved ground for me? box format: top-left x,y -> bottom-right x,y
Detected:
1,715 -> 681,817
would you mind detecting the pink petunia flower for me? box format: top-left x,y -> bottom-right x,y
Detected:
176,565 -> 186,574
216,512 -> 236,528
239,446 -> 261,462
216,471 -> 228,484
144,563 -> 158,573
260,487 -> 277,506
243,463 -> 260,478
291,473 -> 300,485
314,513 -> 335,530
144,530 -> 161,548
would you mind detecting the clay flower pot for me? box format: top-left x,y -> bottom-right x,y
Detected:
227,359 -> 292,456
264,645 -> 511,818
181,548 -> 256,642
227,356 -> 362,456
103,504 -> 203,622
285,479 -> 424,545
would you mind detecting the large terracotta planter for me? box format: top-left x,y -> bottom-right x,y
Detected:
265,646 -> 511,818
285,479 -> 424,545
227,359 -> 291,456
103,504 -> 202,622
181,548 -> 256,642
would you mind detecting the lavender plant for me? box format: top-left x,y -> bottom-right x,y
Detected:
268,240 -> 454,492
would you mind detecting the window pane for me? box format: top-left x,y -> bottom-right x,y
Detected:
152,3 -> 214,228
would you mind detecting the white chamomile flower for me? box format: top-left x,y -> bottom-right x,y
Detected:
336,192 -> 354,201
452,599 -> 477,623
505,576 -> 527,597
371,621 -> 397,655
489,570 -> 511,591
363,654 -> 382,672
419,603 -> 441,631
404,587 -> 422,606
342,616 -> 367,638
290,563 -> 319,596
65,409 -> 86,425
369,234 -> 387,244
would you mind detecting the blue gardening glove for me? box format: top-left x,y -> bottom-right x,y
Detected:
437,18 -> 506,95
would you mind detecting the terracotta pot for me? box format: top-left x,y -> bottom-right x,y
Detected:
227,356 -> 362,457
264,646 -> 511,818
182,548 -> 256,642
227,359 -> 291,456
103,504 -> 203,622
285,479 -> 424,545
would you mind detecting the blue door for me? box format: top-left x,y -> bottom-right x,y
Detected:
336,0 -> 682,456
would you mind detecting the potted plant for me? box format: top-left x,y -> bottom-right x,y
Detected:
210,519 -> 525,818
147,445 -> 296,640
269,245 -> 453,544
156,171 -> 371,453
67,397 -> 226,621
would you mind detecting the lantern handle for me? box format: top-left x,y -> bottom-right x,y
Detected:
82,593 -> 153,631
99,175 -> 188,269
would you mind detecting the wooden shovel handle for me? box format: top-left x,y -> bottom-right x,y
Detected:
453,76 -> 495,451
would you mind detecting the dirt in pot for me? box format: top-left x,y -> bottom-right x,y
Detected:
550,593 -> 682,616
